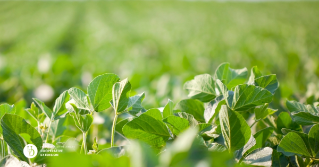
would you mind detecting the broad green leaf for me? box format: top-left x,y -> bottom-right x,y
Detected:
25,102 -> 40,121
163,116 -> 189,135
254,75 -> 279,94
0,104 -> 15,135
214,62 -> 248,89
248,66 -> 263,84
49,118 -> 67,142
33,98 -> 53,118
236,136 -> 256,160
219,105 -> 251,151
286,100 -> 319,125
230,84 -> 273,111
248,127 -> 274,154
242,147 -> 273,167
87,74 -> 120,112
272,150 -> 289,167
277,112 -> 302,134
277,132 -> 312,157
112,79 -> 131,114
308,124 -> 319,158
183,74 -> 216,102
144,108 -> 163,120
215,79 -> 234,107
115,118 -> 131,136
127,92 -> 145,116
254,104 -> 277,120
281,129 -> 312,157
204,95 -> 225,123
1,114 -> 42,162
123,112 -> 170,148
175,99 -> 205,122
68,87 -> 91,111
53,91 -> 70,120
175,112 -> 198,127
163,99 -> 174,119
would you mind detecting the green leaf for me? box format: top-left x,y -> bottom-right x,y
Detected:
272,150 -> 289,167
219,105 -> 251,151
214,62 -> 248,89
1,114 -> 42,162
163,116 -> 189,135
53,91 -> 70,120
112,79 -> 131,114
69,104 -> 93,133
254,75 -> 279,94
87,74 -> 120,112
33,98 -> 53,119
122,112 -> 170,148
308,124 -> 319,158
286,100 -> 319,125
281,129 -> 312,157
254,104 -> 277,120
277,132 -> 312,157
115,118 -> 132,136
175,99 -> 205,122
25,102 -> 40,122
236,136 -> 256,160
183,74 -> 216,102
242,147 -> 273,167
204,95 -> 225,123
277,112 -> 301,134
49,118 -> 67,142
68,87 -> 91,111
0,104 -> 15,135
248,127 -> 274,153
175,112 -> 198,127
208,143 -> 227,152
248,66 -> 263,84
230,84 -> 273,111
127,92 -> 145,116
163,99 -> 174,119
144,108 -> 163,120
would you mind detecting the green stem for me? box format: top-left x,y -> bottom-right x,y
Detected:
307,159 -> 313,167
111,114 -> 118,147
82,132 -> 87,155
45,119 -> 53,143
250,120 -> 258,128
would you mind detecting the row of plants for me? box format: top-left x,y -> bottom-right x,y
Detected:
0,62 -> 319,167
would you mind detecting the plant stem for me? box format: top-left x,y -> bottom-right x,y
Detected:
82,132 -> 87,155
250,120 -> 258,128
307,159 -> 313,167
111,114 -> 118,147
45,120 -> 52,143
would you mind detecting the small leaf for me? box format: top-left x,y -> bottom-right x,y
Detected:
69,104 -> 93,133
248,127 -> 274,154
214,62 -> 248,89
87,73 -> 120,112
68,87 -> 91,111
248,66 -> 263,84
219,105 -> 251,151
127,92 -> 145,116
286,100 -> 319,125
236,136 -> 256,160
33,98 -> 53,118
277,112 -> 301,134
163,116 -> 189,135
204,95 -> 225,123
254,75 -> 279,94
183,74 -> 216,102
175,112 -> 198,127
208,143 -> 227,152
308,124 -> 319,158
1,114 -> 42,162
254,104 -> 277,120
175,99 -> 205,122
242,147 -> 273,167
277,132 -> 312,157
231,84 -> 273,111
123,112 -> 170,148
163,99 -> 174,119
112,79 -> 131,114
53,91 -> 70,120
115,118 -> 132,136
25,102 -> 39,121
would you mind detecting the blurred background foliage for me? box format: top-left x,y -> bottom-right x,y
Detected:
1,1 -> 319,109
